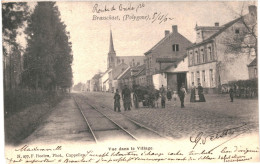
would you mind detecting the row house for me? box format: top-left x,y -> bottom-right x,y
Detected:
89,73 -> 103,92
117,64 -> 146,91
144,25 -> 192,91
99,69 -> 111,92
187,5 -> 257,93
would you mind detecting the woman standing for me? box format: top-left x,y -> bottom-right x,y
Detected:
198,83 -> 206,102
190,82 -> 196,102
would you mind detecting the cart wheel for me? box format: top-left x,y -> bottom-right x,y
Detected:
133,93 -> 139,108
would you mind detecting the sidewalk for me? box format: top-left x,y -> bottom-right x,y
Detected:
21,97 -> 94,145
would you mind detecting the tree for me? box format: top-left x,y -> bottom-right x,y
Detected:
2,2 -> 30,90
224,5 -> 257,58
22,2 -> 73,90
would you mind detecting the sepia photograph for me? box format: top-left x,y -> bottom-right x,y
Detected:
2,0 -> 259,163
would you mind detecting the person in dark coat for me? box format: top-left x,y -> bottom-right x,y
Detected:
122,85 -> 132,111
190,82 -> 196,102
167,88 -> 172,101
160,85 -> 166,108
229,87 -> 234,102
161,92 -> 166,108
178,83 -> 187,108
198,83 -> 206,102
114,89 -> 121,112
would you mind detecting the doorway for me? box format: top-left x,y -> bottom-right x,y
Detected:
177,73 -> 187,92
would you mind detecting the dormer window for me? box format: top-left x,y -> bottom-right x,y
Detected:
235,29 -> 240,34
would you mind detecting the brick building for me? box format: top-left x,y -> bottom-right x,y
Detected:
144,25 -> 192,89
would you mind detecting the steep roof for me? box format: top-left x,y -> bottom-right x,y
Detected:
248,58 -> 257,67
132,64 -> 146,77
92,73 -> 102,80
117,64 -> 146,80
118,68 -> 132,80
187,17 -> 242,49
144,31 -> 191,55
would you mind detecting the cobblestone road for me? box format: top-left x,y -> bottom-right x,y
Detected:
81,92 -> 259,139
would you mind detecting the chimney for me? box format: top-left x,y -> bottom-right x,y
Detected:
172,25 -> 178,33
165,30 -> 170,36
215,22 -> 219,27
248,5 -> 257,16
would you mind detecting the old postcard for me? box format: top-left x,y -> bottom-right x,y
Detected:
2,0 -> 259,163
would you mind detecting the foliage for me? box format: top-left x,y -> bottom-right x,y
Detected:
73,82 -> 84,91
4,89 -> 64,118
22,2 -> 73,90
228,78 -> 258,89
2,2 -> 29,54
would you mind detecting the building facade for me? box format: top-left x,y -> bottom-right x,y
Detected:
144,25 -> 192,88
187,5 -> 257,93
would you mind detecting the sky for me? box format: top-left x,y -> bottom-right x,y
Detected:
27,1 -> 258,85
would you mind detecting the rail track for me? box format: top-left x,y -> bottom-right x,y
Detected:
73,94 -> 168,143
73,96 -> 138,143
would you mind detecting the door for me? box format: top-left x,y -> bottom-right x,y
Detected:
167,73 -> 177,91
177,73 -> 187,92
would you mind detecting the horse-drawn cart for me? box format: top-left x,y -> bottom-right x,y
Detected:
133,86 -> 159,108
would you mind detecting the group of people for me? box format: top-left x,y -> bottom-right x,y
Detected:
190,82 -> 206,103
113,85 -> 132,112
159,84 -> 187,108
114,82 -> 207,111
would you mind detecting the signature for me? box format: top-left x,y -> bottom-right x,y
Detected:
190,123 -> 248,150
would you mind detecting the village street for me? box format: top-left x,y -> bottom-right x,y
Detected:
82,91 -> 259,139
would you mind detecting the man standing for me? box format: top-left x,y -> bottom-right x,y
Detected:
122,85 -> 131,111
179,83 -> 187,108
229,86 -> 234,102
114,89 -> 121,112
160,85 -> 166,108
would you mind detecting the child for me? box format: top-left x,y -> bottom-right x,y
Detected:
172,91 -> 178,107
114,89 -> 121,112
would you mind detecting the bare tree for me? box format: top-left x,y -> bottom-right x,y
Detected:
223,4 -> 257,58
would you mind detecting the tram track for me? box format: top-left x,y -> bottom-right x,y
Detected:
73,94 -> 170,142
73,96 -> 138,142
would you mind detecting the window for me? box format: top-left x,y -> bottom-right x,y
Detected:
122,59 -> 124,63
254,68 -> 257,78
208,46 -> 213,61
195,50 -> 199,64
197,32 -> 200,38
201,49 -> 205,63
172,44 -> 179,52
235,29 -> 240,34
189,52 -> 193,66
137,62 -> 140,66
209,69 -> 213,87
